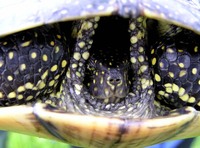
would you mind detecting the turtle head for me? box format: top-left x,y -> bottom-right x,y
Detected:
87,54 -> 130,103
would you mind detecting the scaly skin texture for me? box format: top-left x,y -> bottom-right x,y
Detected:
150,26 -> 200,111
0,25 -> 69,106
59,16 -> 163,118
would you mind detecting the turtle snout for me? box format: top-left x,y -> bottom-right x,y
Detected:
89,68 -> 130,103
108,76 -> 122,86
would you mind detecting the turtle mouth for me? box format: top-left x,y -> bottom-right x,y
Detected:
63,16 -> 157,118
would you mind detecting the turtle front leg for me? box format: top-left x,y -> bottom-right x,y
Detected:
60,18 -> 100,114
128,17 -> 168,118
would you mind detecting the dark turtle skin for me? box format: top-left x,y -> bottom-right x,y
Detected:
150,25 -> 200,110
58,16 -> 165,118
0,25 -> 69,106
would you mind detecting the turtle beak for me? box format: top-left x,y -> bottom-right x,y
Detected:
0,104 -> 199,147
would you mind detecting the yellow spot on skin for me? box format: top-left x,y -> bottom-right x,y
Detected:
159,62 -> 164,68
61,60 -> 67,68
50,65 -> 58,72
67,70 -> 71,78
180,94 -> 189,102
82,52 -> 90,60
42,54 -> 48,62
76,72 -> 81,77
166,87 -> 172,93
74,84 -> 82,91
25,82 -> 34,89
179,70 -> 187,77
188,96 -> 196,103
8,52 -> 14,59
198,101 -> 200,106
75,89 -> 81,95
8,92 -> 16,99
154,74 -> 161,82
100,77 -> 103,84
26,95 -> 33,101
54,74 -> 60,80
150,80 -> 153,86
94,87 -> 98,92
48,80 -> 55,87
0,92 -> 4,98
50,41 -> 55,46
31,52 -> 37,59
166,48 -> 174,53
152,58 -> 157,65
136,31 -> 144,39
55,46 -> 60,53
192,68 -> 197,75
93,79 -> 96,84
3,42 -> 7,45
17,86 -> 25,93
178,87 -> 185,96
151,49 -> 155,54
164,83 -> 172,88
138,56 -> 144,63
137,17 -> 143,22
161,46 -> 165,50
78,41 -> 85,48
139,47 -> 144,53
164,93 -> 169,98
148,90 -> 153,95
172,83 -> 179,92
72,64 -> 78,68
0,60 -> 4,67
73,52 -> 81,61
41,70 -> 48,80
7,75 -> 13,81
21,41 -> 32,47
141,78 -> 147,84
139,65 -> 148,73
17,94 -> 23,100
131,57 -> 137,64
168,72 -> 174,78
178,63 -> 184,68
178,49 -> 183,52
198,80 -> 200,85
56,35 -> 61,39
38,81 -> 46,89
194,46 -> 198,52
130,36 -> 138,44
129,23 -> 136,30
20,64 -> 26,71
104,88 -> 109,97
158,90 -> 165,95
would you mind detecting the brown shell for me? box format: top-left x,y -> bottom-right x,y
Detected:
0,103 -> 199,147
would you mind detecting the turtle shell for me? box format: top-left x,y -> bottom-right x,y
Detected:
0,0 -> 200,148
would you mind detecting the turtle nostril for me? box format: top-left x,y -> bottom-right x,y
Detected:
116,79 -> 121,82
109,78 -> 121,85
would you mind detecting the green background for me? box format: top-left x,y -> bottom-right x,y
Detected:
5,132 -> 200,148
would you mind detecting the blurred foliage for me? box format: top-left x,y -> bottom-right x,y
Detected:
7,132 -> 70,148
5,132 -> 200,148
192,136 -> 200,148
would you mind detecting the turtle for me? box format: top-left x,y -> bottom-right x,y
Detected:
0,0 -> 200,148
